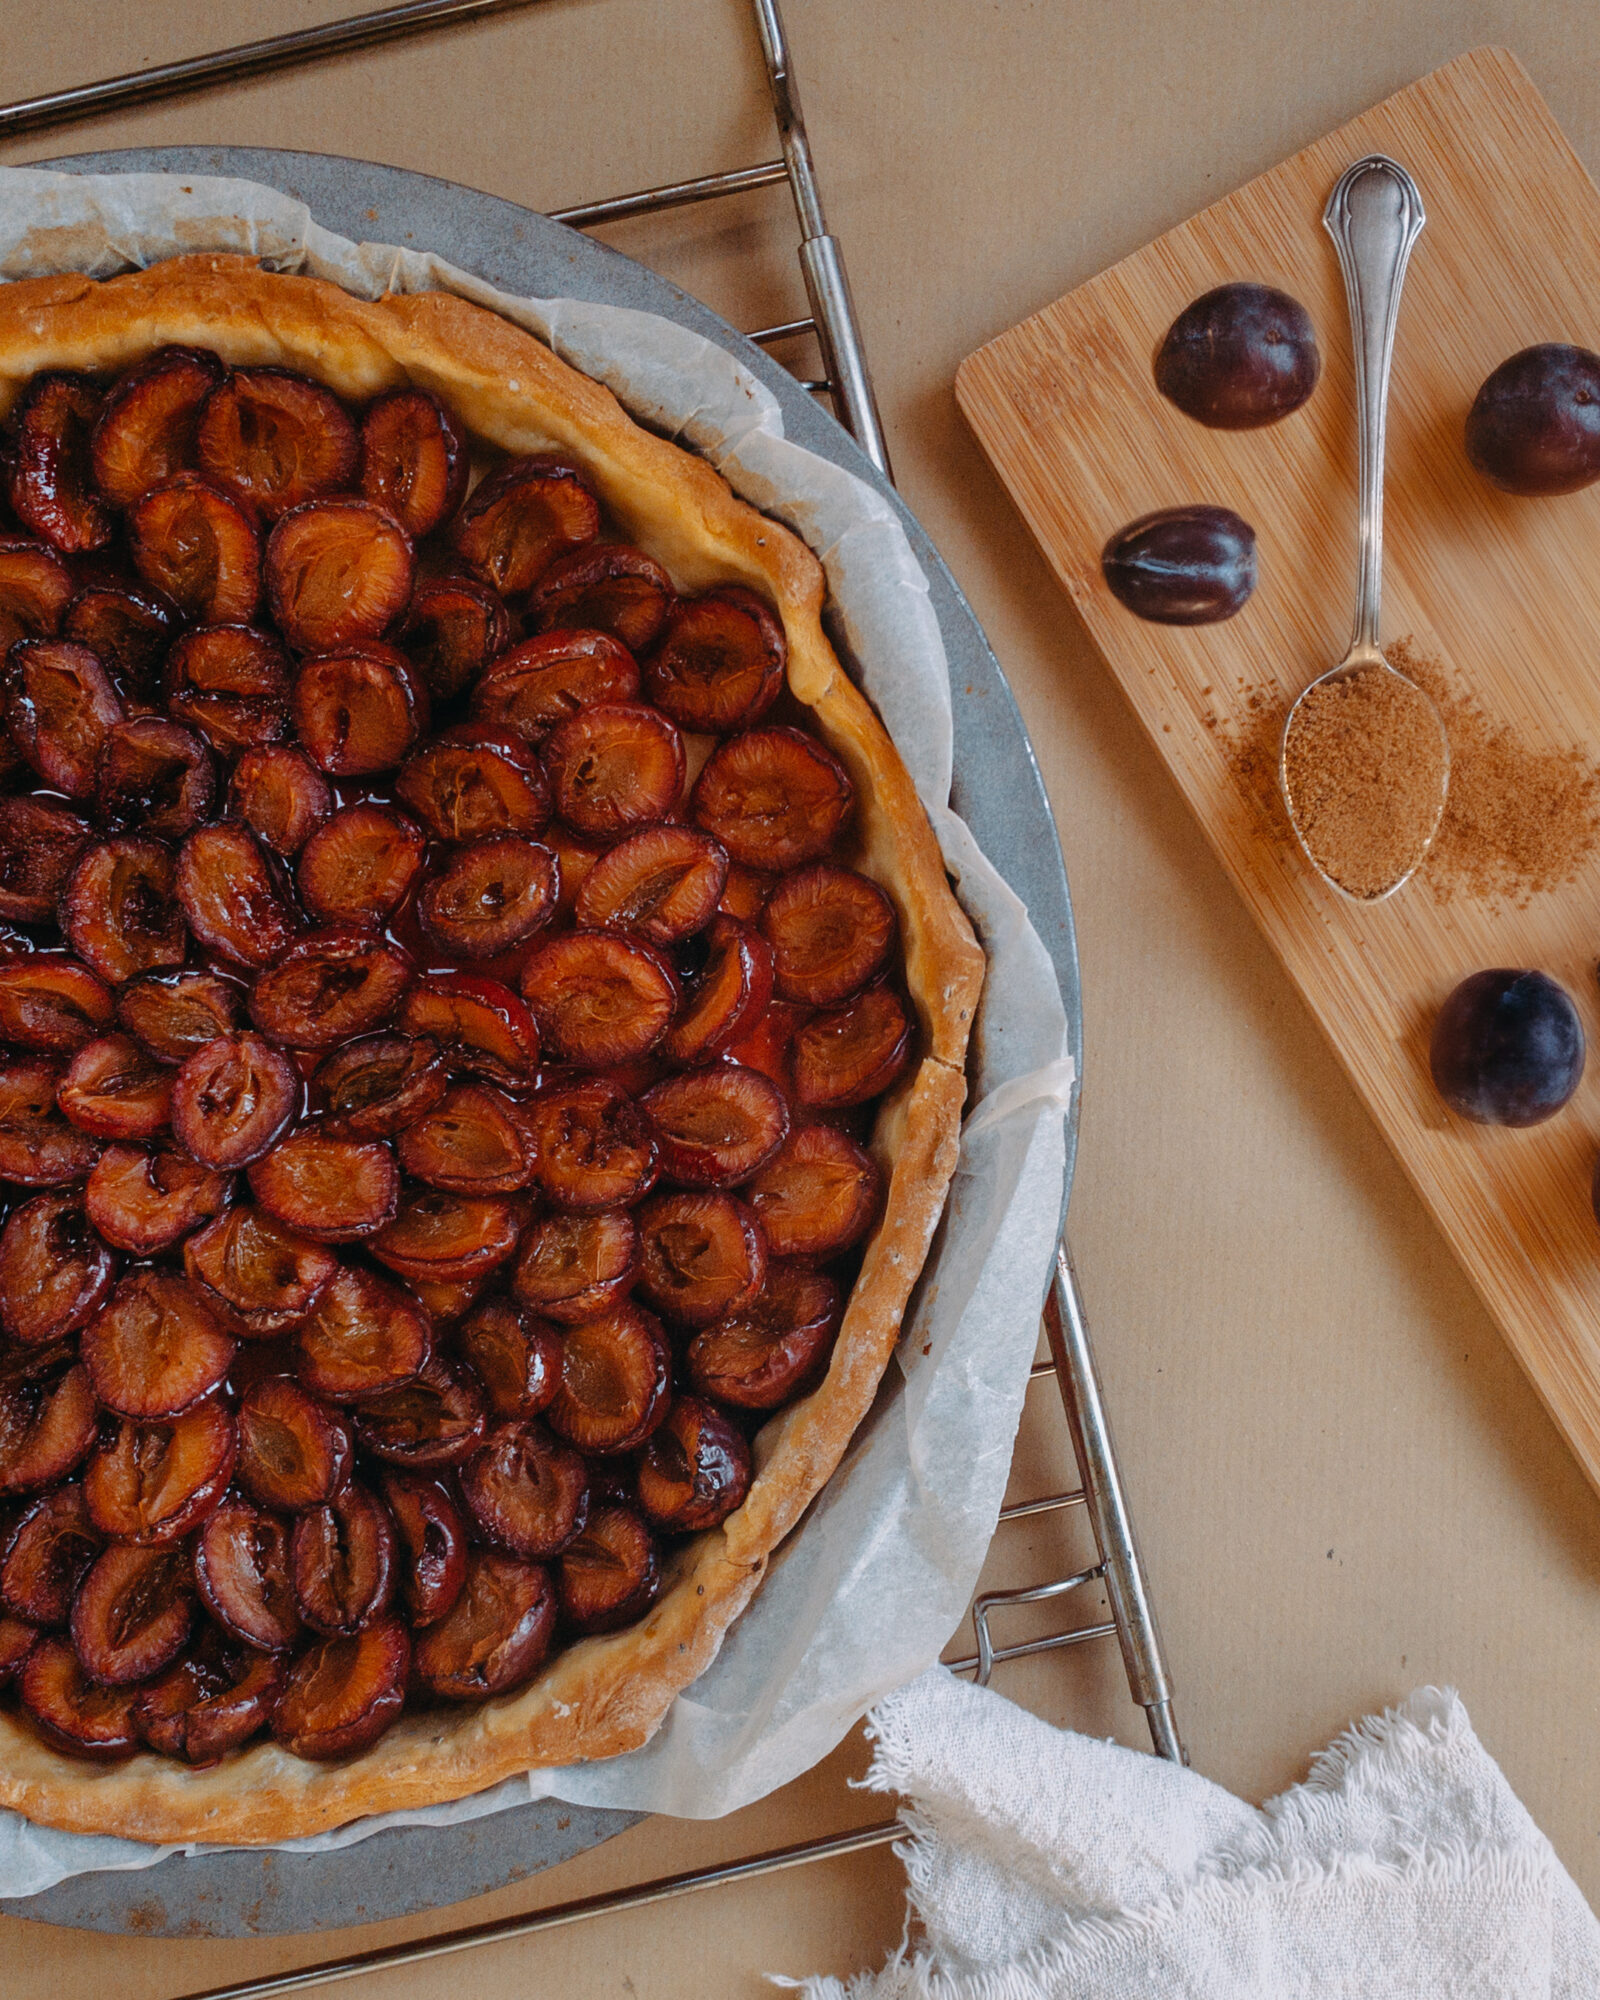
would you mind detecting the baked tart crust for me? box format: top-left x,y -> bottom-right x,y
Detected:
0,255 -> 984,1843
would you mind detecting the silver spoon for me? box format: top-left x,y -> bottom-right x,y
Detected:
1280,154 -> 1449,902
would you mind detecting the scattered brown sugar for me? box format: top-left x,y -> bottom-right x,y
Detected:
1210,639 -> 1600,907
1280,663 -> 1448,899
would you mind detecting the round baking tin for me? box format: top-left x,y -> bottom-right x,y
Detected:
0,145 -> 1082,1938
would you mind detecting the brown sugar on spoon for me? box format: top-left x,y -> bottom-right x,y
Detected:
1278,663 -> 1450,900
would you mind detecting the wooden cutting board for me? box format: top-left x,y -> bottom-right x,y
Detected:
955,45 -> 1600,1498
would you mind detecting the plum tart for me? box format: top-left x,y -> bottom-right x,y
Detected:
0,256 -> 982,1842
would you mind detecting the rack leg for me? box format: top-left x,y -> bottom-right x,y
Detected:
1044,1239 -> 1186,1763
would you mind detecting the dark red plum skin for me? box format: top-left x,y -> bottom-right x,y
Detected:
1430,969 -> 1584,1128
1465,344 -> 1600,496
1154,283 -> 1320,429
1101,506 -> 1256,625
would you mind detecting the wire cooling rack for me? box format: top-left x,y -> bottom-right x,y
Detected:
0,2 -> 1183,1986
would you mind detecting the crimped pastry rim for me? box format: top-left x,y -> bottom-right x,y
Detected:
0,256 -> 986,1844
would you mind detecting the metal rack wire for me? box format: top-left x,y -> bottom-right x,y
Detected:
0,1 -> 1182,1985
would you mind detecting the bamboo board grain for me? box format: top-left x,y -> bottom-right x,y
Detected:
956,45 -> 1600,1497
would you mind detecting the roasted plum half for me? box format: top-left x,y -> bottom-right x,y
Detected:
184,1205 -> 338,1338
450,455 -> 600,598
371,1186 -> 524,1285
166,623 -> 290,754
194,1495 -> 302,1651
526,543 -> 674,653
19,1636 -> 141,1758
297,804 -> 426,928
397,575 -> 511,702
90,345 -> 225,507
197,369 -> 359,519
57,1034 -> 175,1140
663,914 -> 775,1066
512,1210 -> 638,1328
291,1480 -> 397,1635
634,1191 -> 766,1326
7,372 -> 115,554
687,1263 -> 841,1410
645,586 -> 786,733
0,537 -> 73,651
544,1303 -> 670,1456
62,839 -> 187,986
1,1483 -> 101,1628
7,638 -> 125,799
691,726 -> 852,870
249,929 -> 413,1050
398,1082 -> 536,1194
266,498 -> 415,654
118,967 -> 241,1065
270,1617 -> 410,1760
86,1144 -> 231,1256
635,1395 -> 752,1533
134,1631 -> 285,1763
248,1127 -> 400,1242
542,701 -> 685,840
411,1548 -> 555,1698
130,477 -> 262,626
460,1419 -> 588,1559
761,864 -> 896,1006
792,985 -> 913,1108
352,1356 -> 486,1468
419,835 -> 560,959
95,718 -> 215,842
227,744 -> 332,857
0,1192 -> 116,1347
0,1056 -> 103,1185
171,1032 -> 300,1169
397,730 -> 551,843
520,931 -> 678,1067
236,1375 -> 353,1513
574,826 -> 728,945
292,643 -> 427,776
557,1505 -> 660,1634
527,1079 -> 659,1212
745,1123 -> 882,1260
398,973 -> 540,1089
315,1033 -> 447,1140
458,1295 -> 564,1418
0,1348 -> 99,1497
297,1264 -> 432,1403
71,1541 -> 194,1686
82,1270 -> 235,1420
360,389 -> 469,539
381,1469 -> 468,1628
83,1399 -> 237,1543
65,583 -> 178,691
640,1064 -> 789,1186
0,795 -> 91,924
471,628 -> 638,743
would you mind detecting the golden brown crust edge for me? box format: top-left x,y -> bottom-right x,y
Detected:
0,256 -> 986,1843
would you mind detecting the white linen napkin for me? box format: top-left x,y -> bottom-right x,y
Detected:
794,1668 -> 1600,1999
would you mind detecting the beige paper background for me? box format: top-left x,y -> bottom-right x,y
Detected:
5,1 -> 1600,1991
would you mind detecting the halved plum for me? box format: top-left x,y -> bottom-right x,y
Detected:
248,1127 -> 399,1242
227,744 -> 332,857
471,628 -> 638,743
236,1375 -> 353,1513
520,930 -> 677,1067
0,1191 -> 115,1346
70,1541 -> 193,1686
353,1355 -> 486,1467
184,1205 -> 338,1338
418,835 -> 560,958
0,1483 -> 100,1627
130,476 -> 262,626
526,1078 -> 658,1212
793,985 -> 913,1108
82,1271 -> 235,1420
369,1186 -> 523,1284
450,455 -> 600,598
397,574 -> 511,701
0,1351 -> 98,1496
686,1262 -> 841,1410
403,1272 -> 486,1325
297,804 -> 426,928
0,536 -> 72,648
314,1033 -> 447,1139
634,1191 -> 766,1326
398,972 -> 539,1089
557,1505 -> 660,1633
545,1303 -> 670,1456
296,1264 -> 432,1402
166,623 -> 290,754
691,725 -> 853,869
526,543 -> 674,653
248,928 -> 413,1050
640,1064 -> 789,1186
0,1057 -> 102,1184
7,372 -> 114,554
360,389 -> 469,539
90,346 -> 225,507
744,1123 -> 882,1260
194,1494 -> 301,1652
574,826 -> 727,947
635,1394 -> 752,1533
64,583 -> 178,692
660,915 -> 773,1067
380,1468 -> 468,1627
762,864 -> 896,1007
0,795 -> 90,923
397,1082 -> 536,1194
175,823 -> 298,972
512,1209 -> 638,1327
83,1398 -> 236,1542
58,1034 -> 174,1139
266,498 -> 416,654
87,1143 -> 231,1256
291,1480 -> 396,1635
62,838 -> 187,986
7,637 -> 125,798
457,1296 -> 563,1417
542,701 -> 684,840
644,585 -> 786,733
270,1615 -> 410,1760
197,368 -> 359,518
171,1031 -> 299,1169
459,1418 -> 588,1558
133,1631 -> 284,1763
96,718 -> 216,843
118,967 -> 241,1065
396,727 -> 552,847
412,1548 -> 555,1698
293,643 -> 427,776
19,1635 -> 139,1758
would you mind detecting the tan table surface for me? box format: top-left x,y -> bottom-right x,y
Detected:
7,1 -> 1600,1990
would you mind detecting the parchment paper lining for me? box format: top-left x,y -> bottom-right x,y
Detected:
0,167 -> 1075,1892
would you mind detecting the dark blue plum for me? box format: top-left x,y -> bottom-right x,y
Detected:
1429,969 -> 1584,1127
1465,345 -> 1600,497
1154,283 -> 1320,430
1100,505 -> 1256,625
